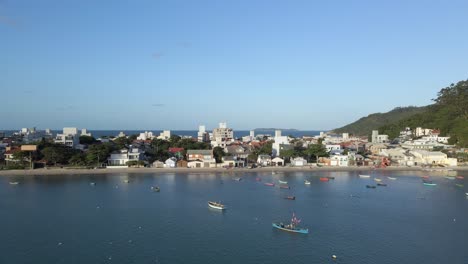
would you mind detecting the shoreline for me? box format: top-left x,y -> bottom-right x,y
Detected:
0,166 -> 467,176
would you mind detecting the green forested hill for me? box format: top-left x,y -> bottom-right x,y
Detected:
333,79 -> 468,147
332,106 -> 427,135
378,80 -> 468,147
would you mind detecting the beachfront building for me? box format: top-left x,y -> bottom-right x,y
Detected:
257,154 -> 272,166
186,149 -> 216,168
152,160 -> 165,168
107,147 -> 144,167
330,154 -> 349,167
325,144 -> 341,153
409,150 -> 457,166
164,157 -> 177,168
271,157 -> 284,166
291,157 -> 307,167
221,156 -> 236,167
54,127 -> 82,148
272,130 -> 290,157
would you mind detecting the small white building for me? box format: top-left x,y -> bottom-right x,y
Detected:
330,154 -> 349,167
164,157 -> 177,168
271,157 -> 285,166
54,127 -> 82,148
152,160 -> 165,168
272,130 -> 290,157
107,147 -> 144,167
291,157 -> 307,167
137,131 -> 154,140
158,130 -> 171,140
257,155 -> 272,166
325,144 -> 341,152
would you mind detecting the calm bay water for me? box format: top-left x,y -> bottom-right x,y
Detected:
1,170 -> 467,264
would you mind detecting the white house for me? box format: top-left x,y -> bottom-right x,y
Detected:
164,157 -> 177,168
371,130 -> 389,143
157,130 -> 171,140
257,154 -> 272,166
330,154 -> 349,167
107,147 -> 144,167
291,157 -> 307,167
325,144 -> 341,152
271,157 -> 285,166
137,131 -> 154,140
409,150 -> 457,166
152,160 -> 165,168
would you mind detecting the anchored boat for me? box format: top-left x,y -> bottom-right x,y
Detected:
359,174 -> 370,178
272,213 -> 308,234
151,186 -> 160,192
377,183 -> 387,187
304,180 -> 311,185
279,185 -> 290,189
366,185 -> 376,189
264,182 -> 275,187
374,178 -> 382,182
423,182 -> 437,186
284,196 -> 296,200
9,181 -> 19,185
387,177 -> 397,180
319,177 -> 329,182
208,201 -> 226,210
278,180 -> 288,184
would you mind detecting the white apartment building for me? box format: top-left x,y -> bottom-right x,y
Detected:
371,130 -> 389,143
107,147 -> 144,167
137,131 -> 154,140
54,127 -> 82,148
211,122 -> 234,148
272,130 -> 289,157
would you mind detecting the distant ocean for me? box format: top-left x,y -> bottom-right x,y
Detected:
1,130 -> 321,139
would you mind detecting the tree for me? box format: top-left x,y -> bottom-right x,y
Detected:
258,141 -> 273,155
86,143 -> 114,166
69,153 -> 87,166
304,144 -> 329,162
281,149 -> 295,163
79,135 -> 97,145
12,150 -> 30,164
213,147 -> 225,163
42,146 -> 69,165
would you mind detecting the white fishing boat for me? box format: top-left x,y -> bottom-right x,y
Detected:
359,174 -> 370,178
304,180 -> 311,185
208,201 -> 226,210
387,177 -> 397,180
374,178 -> 382,182
279,180 -> 288,184
9,181 -> 19,185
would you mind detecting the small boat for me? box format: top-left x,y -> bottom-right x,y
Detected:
233,177 -> 242,181
319,177 -> 329,182
256,177 -> 262,181
327,176 -> 335,180
284,196 -> 296,200
374,178 -> 382,182
123,179 -> 130,183
366,185 -> 376,189
465,193 -> 468,196
9,181 -> 19,185
272,213 -> 308,234
279,185 -> 290,189
264,182 -> 275,187
278,180 -> 288,184
455,184 -> 464,188
377,183 -> 387,187
90,182 -> 96,186
387,177 -> 397,180
304,180 -> 311,185
151,186 -> 160,192
421,176 -> 430,179
208,201 -> 226,210
423,182 -> 437,186
456,176 -> 464,179
359,174 -> 370,178
272,171 -> 277,175
445,176 -> 456,180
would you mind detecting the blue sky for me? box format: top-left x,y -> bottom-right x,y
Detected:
1,0 -> 467,130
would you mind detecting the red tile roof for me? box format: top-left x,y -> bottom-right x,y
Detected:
169,147 -> 184,153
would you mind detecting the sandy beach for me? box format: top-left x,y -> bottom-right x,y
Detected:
0,166 -> 466,176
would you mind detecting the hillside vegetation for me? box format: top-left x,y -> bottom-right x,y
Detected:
333,106 -> 427,135
378,80 -> 468,147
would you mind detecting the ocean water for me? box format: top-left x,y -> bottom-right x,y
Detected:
1,170 -> 467,264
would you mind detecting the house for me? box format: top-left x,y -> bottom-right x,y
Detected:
186,149 -> 216,168
164,157 -> 177,168
54,127 -> 81,148
257,155 -> 272,166
272,130 -> 290,157
177,160 -> 188,168
330,154 -> 349,166
271,157 -> 284,166
107,147 -> 144,167
325,144 -> 341,152
225,145 -> 250,167
152,160 -> 165,168
291,157 -> 307,167
409,150 -> 457,166
222,156 -> 235,168
188,160 -> 204,168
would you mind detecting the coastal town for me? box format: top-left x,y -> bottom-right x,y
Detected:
0,122 -> 466,172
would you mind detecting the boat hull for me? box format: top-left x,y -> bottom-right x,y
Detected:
272,223 -> 308,234
359,175 -> 370,178
423,183 -> 437,186
208,202 -> 226,210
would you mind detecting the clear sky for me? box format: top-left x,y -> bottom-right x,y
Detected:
1,0 -> 467,131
